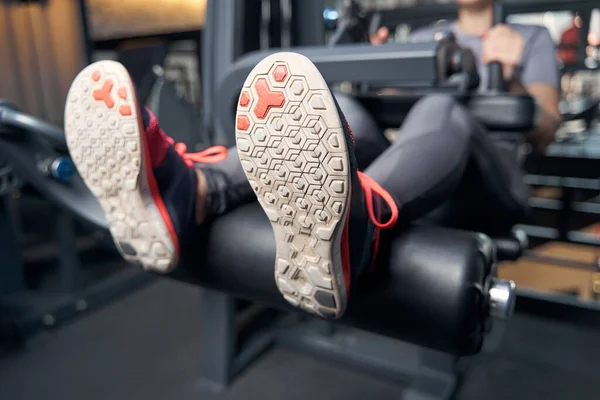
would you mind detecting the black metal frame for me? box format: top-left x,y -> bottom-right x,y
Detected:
197,290 -> 459,399
522,142 -> 600,248
0,195 -> 154,342
77,0 -> 93,64
290,0 -> 326,47
515,140 -> 600,305
0,196 -> 24,299
516,285 -> 600,321
202,0 -> 251,145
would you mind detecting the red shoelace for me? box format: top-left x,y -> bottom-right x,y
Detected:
341,115 -> 398,230
166,137 -> 398,230
357,171 -> 399,229
357,171 -> 399,271
168,137 -> 228,167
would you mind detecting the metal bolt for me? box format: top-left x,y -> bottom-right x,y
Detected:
476,233 -> 494,263
489,279 -> 516,319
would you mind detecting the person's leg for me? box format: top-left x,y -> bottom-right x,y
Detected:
333,92 -> 389,169
65,61 -> 253,272
195,148 -> 254,222
235,52 -> 399,319
364,94 -> 527,227
423,131 -> 529,233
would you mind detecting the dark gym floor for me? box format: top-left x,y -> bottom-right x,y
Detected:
1,279 -> 599,400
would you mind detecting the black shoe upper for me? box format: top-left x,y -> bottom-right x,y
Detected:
140,105 -> 200,248
333,95 -> 378,285
152,146 -> 199,248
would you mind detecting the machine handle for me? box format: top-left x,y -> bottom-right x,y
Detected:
487,1 -> 506,92
0,103 -> 67,151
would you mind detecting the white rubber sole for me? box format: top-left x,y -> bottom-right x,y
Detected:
64,60 -> 177,272
235,52 -> 351,319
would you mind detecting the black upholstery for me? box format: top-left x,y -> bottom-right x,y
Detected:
171,202 -> 490,356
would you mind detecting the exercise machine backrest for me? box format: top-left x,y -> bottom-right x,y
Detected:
216,39 -> 478,146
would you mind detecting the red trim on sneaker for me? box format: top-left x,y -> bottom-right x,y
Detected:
144,110 -> 172,168
340,192 -> 352,296
342,116 -> 356,144
132,90 -> 182,257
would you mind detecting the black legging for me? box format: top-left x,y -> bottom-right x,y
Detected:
201,94 -> 528,232
365,94 -> 529,232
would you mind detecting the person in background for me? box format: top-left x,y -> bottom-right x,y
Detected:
370,0 -> 561,153
557,14 -> 582,65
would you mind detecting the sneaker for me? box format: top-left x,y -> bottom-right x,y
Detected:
235,52 -> 399,318
65,60 -> 226,272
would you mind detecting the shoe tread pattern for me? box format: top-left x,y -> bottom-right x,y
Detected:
235,53 -> 351,318
64,60 -> 176,272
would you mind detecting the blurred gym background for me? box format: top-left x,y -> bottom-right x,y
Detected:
1,0 -> 600,399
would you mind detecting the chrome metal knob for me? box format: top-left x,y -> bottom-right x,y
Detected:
489,279 -> 516,319
512,229 -> 529,250
476,233 -> 495,264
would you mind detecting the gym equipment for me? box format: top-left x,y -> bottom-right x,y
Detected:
559,100 -> 599,135
217,37 -> 482,143
194,1 -> 525,399
0,104 -> 153,343
467,2 -> 537,133
328,0 -> 373,45
0,100 -> 518,393
215,4 -> 536,142
0,103 -> 23,197
0,1 -> 524,399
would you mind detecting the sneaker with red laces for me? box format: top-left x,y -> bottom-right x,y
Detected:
235,52 -> 399,319
65,60 -> 226,272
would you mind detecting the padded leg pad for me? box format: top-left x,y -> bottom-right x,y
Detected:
174,203 -> 491,356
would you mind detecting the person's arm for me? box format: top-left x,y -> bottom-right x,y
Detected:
510,29 -> 561,153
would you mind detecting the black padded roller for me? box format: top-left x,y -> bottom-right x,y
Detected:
174,203 -> 490,356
